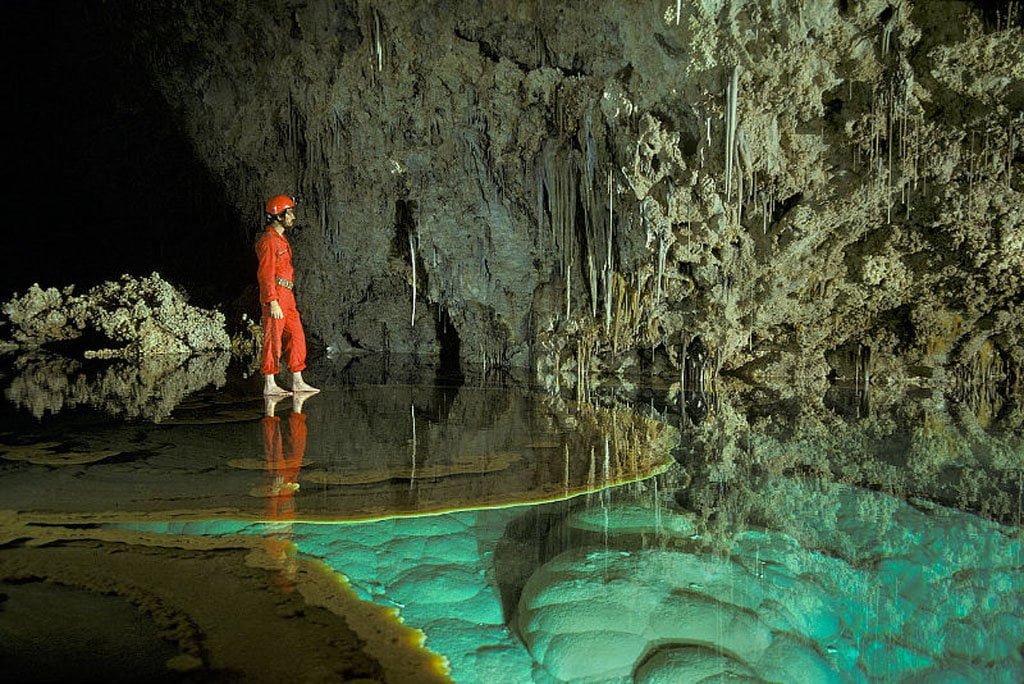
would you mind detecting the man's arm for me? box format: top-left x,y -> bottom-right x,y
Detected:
256,238 -> 284,319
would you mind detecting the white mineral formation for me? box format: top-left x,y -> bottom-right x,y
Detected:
1,272 -> 230,359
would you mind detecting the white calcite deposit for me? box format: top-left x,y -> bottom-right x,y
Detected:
1,272 -> 229,359
516,488 -> 1024,682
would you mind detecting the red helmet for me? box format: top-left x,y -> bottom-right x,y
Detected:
265,194 -> 297,216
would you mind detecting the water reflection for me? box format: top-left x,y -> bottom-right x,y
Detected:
259,393 -> 312,593
0,375 -> 674,522
673,382 -> 1024,524
259,394 -> 308,517
4,357 -> 1024,680
3,351 -> 229,421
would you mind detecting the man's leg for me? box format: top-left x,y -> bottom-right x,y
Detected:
261,312 -> 291,396
284,308 -> 319,393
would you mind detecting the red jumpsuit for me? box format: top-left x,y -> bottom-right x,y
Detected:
256,225 -> 307,375
262,412 -> 307,522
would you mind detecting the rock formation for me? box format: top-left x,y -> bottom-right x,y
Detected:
1,273 -> 230,359
104,0 -> 1024,395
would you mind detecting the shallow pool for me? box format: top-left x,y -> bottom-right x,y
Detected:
2,355 -> 1023,682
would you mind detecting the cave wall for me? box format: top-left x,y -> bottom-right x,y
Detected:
116,0 -> 1024,388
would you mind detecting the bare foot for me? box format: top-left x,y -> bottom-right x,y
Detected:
263,380 -> 292,397
290,372 -> 320,394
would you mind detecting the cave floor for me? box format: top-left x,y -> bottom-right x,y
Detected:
0,356 -> 1022,682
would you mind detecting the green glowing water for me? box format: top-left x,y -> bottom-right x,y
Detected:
3,358 -> 1023,681
131,473 -> 1024,683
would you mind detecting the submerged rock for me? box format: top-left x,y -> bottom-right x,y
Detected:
0,520 -> 449,683
511,481 -> 1024,683
1,273 -> 230,359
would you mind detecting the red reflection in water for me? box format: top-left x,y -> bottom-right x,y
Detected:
261,397 -> 310,592
263,412 -> 306,520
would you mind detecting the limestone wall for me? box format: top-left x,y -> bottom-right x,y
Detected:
113,0 -> 1024,389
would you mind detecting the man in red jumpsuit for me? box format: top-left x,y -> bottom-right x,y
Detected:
256,194 -> 319,396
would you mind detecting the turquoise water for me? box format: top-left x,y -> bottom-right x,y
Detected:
127,468 -> 1024,682
3,356 -> 1024,681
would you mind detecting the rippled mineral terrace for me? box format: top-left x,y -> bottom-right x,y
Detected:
2,356 -> 1023,682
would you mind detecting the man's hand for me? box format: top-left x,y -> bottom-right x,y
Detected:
269,300 -> 284,319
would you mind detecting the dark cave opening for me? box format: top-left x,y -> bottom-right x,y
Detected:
3,2 -> 247,307
965,0 -> 1024,30
391,199 -> 417,262
435,304 -> 463,381
770,192 -> 804,227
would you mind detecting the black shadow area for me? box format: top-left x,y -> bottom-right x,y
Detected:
3,2 -> 247,307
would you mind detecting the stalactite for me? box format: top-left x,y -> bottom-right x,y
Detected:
588,254 -> 598,318
373,9 -> 383,72
409,404 -> 417,489
563,444 -> 570,497
656,237 -> 666,302
565,260 -> 572,318
535,156 -> 545,237
1008,128 -> 1015,189
583,108 -> 597,198
737,132 -> 745,226
887,83 -> 894,224
725,66 -> 740,203
539,141 -> 578,279
612,272 -> 627,354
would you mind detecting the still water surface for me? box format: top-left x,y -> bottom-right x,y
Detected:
1,355 -> 1022,682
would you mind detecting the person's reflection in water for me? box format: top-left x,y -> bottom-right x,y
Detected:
261,392 -> 312,593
